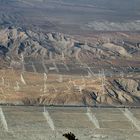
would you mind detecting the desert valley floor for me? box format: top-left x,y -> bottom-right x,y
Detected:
0,106 -> 140,140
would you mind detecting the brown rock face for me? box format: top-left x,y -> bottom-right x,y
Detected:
20,77 -> 140,106
0,27 -> 139,66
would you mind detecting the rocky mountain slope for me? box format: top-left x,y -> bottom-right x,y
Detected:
34,77 -> 140,106
0,69 -> 140,106
0,27 -> 140,68
0,27 -> 140,106
0,27 -> 73,65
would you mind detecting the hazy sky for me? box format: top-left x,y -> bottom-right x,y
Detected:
1,0 -> 140,32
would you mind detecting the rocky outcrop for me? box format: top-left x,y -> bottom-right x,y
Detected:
103,43 -> 132,58
0,27 -> 138,67
96,78 -> 140,105
19,78 -> 140,106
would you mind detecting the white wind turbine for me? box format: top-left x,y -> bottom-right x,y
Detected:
43,73 -> 48,93
21,74 -> 26,85
14,81 -> 20,91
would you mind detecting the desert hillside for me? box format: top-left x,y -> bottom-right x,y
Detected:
0,27 -> 140,106
0,69 -> 139,106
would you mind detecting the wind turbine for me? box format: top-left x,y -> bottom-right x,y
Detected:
21,74 -> 26,85
43,73 -> 48,93
14,81 -> 20,91
1,77 -> 4,86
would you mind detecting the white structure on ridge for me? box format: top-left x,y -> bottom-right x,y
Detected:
43,106 -> 55,131
87,71 -> 92,78
86,107 -> 100,129
65,83 -> 71,91
21,74 -> 26,85
58,75 -> 63,83
72,80 -> 86,94
101,69 -> 106,95
121,108 -> 140,131
120,71 -> 124,78
14,81 -> 20,91
98,69 -> 106,95
62,51 -> 65,60
43,73 -> 47,93
49,52 -> 53,60
0,107 -> 8,131
1,77 -> 4,86
21,53 -> 25,72
53,86 -> 58,93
